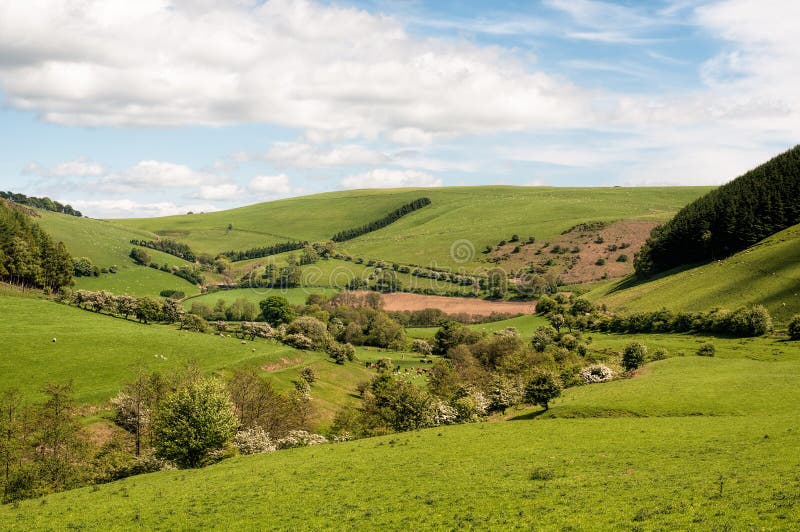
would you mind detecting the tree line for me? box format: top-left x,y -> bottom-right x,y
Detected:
0,191 -> 82,217
635,145 -> 800,275
221,240 -> 307,262
331,197 -> 431,242
129,239 -> 196,262
0,200 -> 73,291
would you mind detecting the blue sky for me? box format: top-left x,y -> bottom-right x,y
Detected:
0,0 -> 797,217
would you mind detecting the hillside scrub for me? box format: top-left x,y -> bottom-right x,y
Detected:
0,190 -> 81,217
789,315 -> 800,340
636,146 -> 800,275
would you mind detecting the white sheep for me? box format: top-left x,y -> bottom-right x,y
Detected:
51,338 -> 57,343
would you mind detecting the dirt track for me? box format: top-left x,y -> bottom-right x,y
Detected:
376,292 -> 536,316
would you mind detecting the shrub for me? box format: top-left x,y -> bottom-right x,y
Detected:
697,342 -> 716,357
129,247 -> 151,266
411,339 -> 433,356
579,364 -> 614,384
651,348 -> 668,361
622,342 -> 647,371
789,315 -> 800,340
523,371 -> 562,410
180,313 -> 209,333
286,316 -> 329,348
233,427 -> 276,455
152,378 -> 238,468
530,467 -> 556,481
326,341 -> 356,364
616,254 -> 629,262
259,295 -> 296,325
595,258 -> 606,266
276,430 -> 328,449
284,333 -> 314,350
300,367 -> 316,385
531,326 -> 556,352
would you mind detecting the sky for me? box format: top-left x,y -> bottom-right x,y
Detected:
0,0 -> 797,218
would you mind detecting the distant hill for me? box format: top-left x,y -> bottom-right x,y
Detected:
114,186 -> 710,269
591,223 -> 800,323
635,146 -> 800,276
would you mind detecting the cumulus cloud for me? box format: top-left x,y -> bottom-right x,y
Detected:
0,0 -> 590,139
259,142 -> 388,168
248,174 -> 293,196
341,169 -> 442,189
23,157 -> 106,177
68,199 -> 218,219
194,183 -> 245,201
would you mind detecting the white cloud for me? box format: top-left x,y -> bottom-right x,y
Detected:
261,142 -> 388,168
248,174 -> 293,196
341,169 -> 442,189
118,160 -> 221,188
194,183 -> 244,201
23,157 -> 106,177
68,199 -> 218,219
0,0 -> 590,139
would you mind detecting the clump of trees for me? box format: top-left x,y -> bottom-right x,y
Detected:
221,241 -> 307,262
129,239 -> 196,262
0,199 -> 73,291
536,295 -> 773,339
331,197 -> 431,242
635,146 -> 800,275
0,191 -> 81,217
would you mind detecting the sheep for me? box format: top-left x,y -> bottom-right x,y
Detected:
51,338 -> 57,343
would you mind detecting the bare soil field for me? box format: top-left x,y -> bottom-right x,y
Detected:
376,292 -> 535,315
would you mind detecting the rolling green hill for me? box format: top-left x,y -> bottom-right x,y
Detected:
115,186 -> 711,269
590,223 -> 800,323
35,211 -> 200,297
3,338 -> 798,530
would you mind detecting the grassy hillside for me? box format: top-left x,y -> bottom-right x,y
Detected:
3,338 -> 798,529
35,211 -> 200,297
0,289 -> 430,425
590,223 -> 800,323
115,187 -> 711,268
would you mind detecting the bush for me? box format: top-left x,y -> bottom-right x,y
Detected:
326,341 -> 356,364
697,342 -> 716,357
300,367 -> 316,385
523,371 -> 562,410
259,295 -> 296,325
152,378 -> 238,468
286,316 -> 329,349
180,313 -> 209,333
411,339 -> 433,356
531,326 -> 556,352
579,364 -> 613,384
616,254 -> 628,262
233,427 -> 276,455
622,342 -> 647,371
284,333 -> 314,350
129,247 -> 151,266
651,348 -> 668,361
789,315 -> 800,340
276,430 -> 328,449
595,258 -> 606,266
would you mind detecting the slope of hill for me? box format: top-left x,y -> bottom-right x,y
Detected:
3,344 -> 798,529
115,186 -> 711,269
34,211 -> 201,297
590,223 -> 800,323
635,145 -> 800,275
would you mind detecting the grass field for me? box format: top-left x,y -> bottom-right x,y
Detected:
115,186 -> 710,268
185,287 -> 340,309
3,333 -> 798,529
590,223 -> 800,324
35,210 -> 200,297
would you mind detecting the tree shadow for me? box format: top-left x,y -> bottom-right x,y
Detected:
508,408 -> 549,421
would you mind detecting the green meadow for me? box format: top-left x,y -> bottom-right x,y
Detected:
589,223 -> 800,324
2,337 -> 798,530
115,186 -> 710,268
